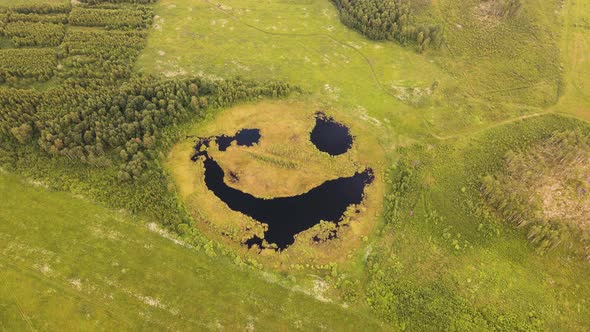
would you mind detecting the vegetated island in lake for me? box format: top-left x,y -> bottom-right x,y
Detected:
192,125 -> 373,250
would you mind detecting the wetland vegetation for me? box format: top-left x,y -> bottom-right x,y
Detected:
1,0 -> 590,330
191,116 -> 372,250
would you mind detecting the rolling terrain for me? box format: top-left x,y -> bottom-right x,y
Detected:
1,0 -> 590,330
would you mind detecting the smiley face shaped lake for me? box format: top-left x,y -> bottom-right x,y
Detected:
192,114 -> 373,249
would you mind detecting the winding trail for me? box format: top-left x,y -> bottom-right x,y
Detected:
202,0 -> 590,142
203,0 -> 396,98
430,110 -> 554,141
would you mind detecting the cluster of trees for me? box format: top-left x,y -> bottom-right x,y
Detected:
0,88 -> 42,138
0,0 -> 154,87
0,83 -> 94,141
59,30 -> 147,85
0,21 -> 65,47
331,0 -> 442,52
1,75 -> 296,180
69,6 -> 153,29
0,48 -> 57,84
481,175 -> 564,252
481,129 -> 590,252
9,3 -> 71,15
482,0 -> 522,18
3,12 -> 69,24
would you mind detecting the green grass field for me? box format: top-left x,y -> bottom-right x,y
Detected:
137,0 -> 562,140
556,0 -> 590,121
2,0 -> 590,329
0,171 -> 383,330
138,0 -> 486,140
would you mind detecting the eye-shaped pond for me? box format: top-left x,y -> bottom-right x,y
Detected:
310,112 -> 353,156
192,123 -> 373,250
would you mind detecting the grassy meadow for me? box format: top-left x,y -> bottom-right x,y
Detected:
556,0 -> 590,121
137,0 -> 461,139
137,0 -> 563,139
0,171 -> 383,330
146,0 -> 590,328
2,0 -> 590,330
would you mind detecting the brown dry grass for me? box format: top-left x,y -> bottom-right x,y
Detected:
535,173 -> 590,232
165,99 -> 386,267
206,102 -> 366,198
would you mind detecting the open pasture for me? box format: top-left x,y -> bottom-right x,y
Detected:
0,172 -> 382,330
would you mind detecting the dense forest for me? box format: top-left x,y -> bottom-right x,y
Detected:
69,6 -> 153,29
0,1 -> 297,233
481,129 -> 590,254
0,48 -> 57,83
0,21 -> 65,46
331,0 -> 443,52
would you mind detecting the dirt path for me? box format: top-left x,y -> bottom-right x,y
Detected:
202,0 -> 397,99
202,0 -> 590,142
430,110 -> 554,140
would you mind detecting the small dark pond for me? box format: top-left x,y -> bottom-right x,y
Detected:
310,112 -> 353,156
192,123 -> 372,250
191,128 -> 260,161
216,128 -> 261,151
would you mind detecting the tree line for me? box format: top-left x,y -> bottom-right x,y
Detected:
2,76 -> 297,180
331,0 -> 443,52
2,12 -> 69,24
8,3 -> 71,15
69,6 -> 153,29
0,21 -> 65,47
59,30 -> 148,86
0,48 -> 57,84
481,129 -> 590,253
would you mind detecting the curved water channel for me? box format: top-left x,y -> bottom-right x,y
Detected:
192,118 -> 372,250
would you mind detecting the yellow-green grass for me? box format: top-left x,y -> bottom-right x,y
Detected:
371,114 -> 590,330
0,0 -> 67,5
137,0 -> 553,140
166,99 -> 385,267
555,0 -> 590,121
431,0 -> 562,107
0,171 -> 384,330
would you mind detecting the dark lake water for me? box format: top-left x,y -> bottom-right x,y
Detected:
191,128 -> 260,161
216,128 -> 261,151
310,112 -> 353,156
192,123 -> 372,250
